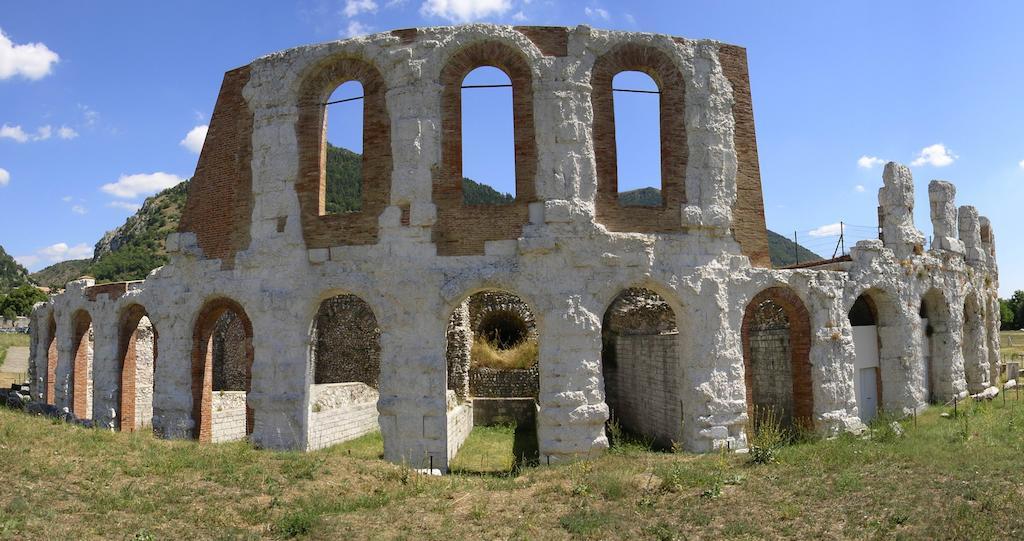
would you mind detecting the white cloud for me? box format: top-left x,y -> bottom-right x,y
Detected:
420,0 -> 512,22
342,20 -> 372,37
857,155 -> 885,169
1018,159 -> 1024,169
344,0 -> 378,17
58,125 -> 78,139
911,143 -> 956,167
809,223 -> 842,238
179,124 -> 208,154
0,167 -> 8,186
78,104 -> 99,126
0,29 -> 59,81
35,125 -> 51,141
71,204 -> 86,215
16,242 -> 92,270
0,124 -> 29,142
585,6 -> 610,20
511,10 -> 526,21
101,172 -> 184,199
108,200 -> 141,212
854,184 -> 866,193
61,195 -> 72,202
624,13 -> 636,25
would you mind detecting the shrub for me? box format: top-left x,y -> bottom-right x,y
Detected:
748,406 -> 787,465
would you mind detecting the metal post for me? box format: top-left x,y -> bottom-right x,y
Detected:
429,455 -> 433,472
954,395 -> 957,417
840,221 -> 845,256
794,231 -> 799,265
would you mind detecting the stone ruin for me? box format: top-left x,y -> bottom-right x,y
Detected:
26,25 -> 1000,469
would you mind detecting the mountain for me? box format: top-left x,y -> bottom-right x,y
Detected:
28,259 -> 93,291
28,147 -> 820,288
0,245 -> 29,293
767,230 -> 823,268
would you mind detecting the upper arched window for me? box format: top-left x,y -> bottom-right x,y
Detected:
612,71 -> 662,207
434,41 -> 537,256
325,80 -> 365,215
295,57 -> 392,249
591,43 -> 687,233
461,66 -> 516,205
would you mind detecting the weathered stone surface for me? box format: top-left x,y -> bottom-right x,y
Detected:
25,25 -> 999,470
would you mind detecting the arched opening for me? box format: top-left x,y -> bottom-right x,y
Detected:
612,71 -> 662,206
117,305 -> 157,432
920,289 -> 953,403
447,290 -> 539,472
601,288 -> 681,449
191,299 -> 254,443
44,314 -> 56,406
849,295 -> 880,422
69,310 -> 93,419
962,293 -> 989,392
461,66 -> 515,205
307,294 -> 382,450
324,80 -> 365,215
742,287 -> 813,434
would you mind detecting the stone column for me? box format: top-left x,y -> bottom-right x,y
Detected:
962,294 -> 991,393
89,306 -> 119,429
928,181 -> 964,253
878,163 -> 925,258
958,206 -> 986,266
536,294 -> 608,461
445,300 -> 471,401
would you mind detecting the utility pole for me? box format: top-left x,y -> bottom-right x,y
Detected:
793,231 -> 799,265
840,221 -> 845,256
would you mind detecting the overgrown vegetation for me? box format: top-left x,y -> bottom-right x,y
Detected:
0,245 -> 29,293
0,284 -> 48,322
3,396 -> 1024,538
1000,290 -> 1024,330
470,337 -> 538,370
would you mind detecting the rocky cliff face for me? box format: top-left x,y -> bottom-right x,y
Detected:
93,181 -> 189,261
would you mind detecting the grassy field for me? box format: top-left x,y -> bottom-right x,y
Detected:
0,333 -> 29,369
1002,330 -> 1024,360
3,398 -> 1024,540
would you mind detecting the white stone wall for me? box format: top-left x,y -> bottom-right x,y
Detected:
210,390 -> 248,443
446,403 -> 473,466
306,382 -> 379,450
26,25 -> 1000,468
134,317 -> 155,429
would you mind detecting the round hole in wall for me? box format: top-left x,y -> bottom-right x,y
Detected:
477,310 -> 529,350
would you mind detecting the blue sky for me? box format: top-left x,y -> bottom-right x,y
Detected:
0,1 -> 1021,296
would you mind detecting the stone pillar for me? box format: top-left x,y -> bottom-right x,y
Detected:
445,300 -> 471,401
928,181 -> 964,253
247,295 -> 309,451
986,293 -> 1002,384
810,292 -> 863,435
90,307 -> 119,429
536,295 -> 608,461
958,206 -> 986,266
377,299 -> 448,469
962,295 -> 991,393
151,307 -> 195,440
878,163 -> 925,258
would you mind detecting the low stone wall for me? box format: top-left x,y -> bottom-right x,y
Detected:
307,382 -> 379,450
210,390 -> 247,443
472,397 -> 537,427
469,366 -> 538,398
446,403 -> 473,466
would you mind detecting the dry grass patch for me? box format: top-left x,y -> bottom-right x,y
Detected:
3,396 -> 1024,538
470,337 -> 537,370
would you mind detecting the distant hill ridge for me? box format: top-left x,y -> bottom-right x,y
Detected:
28,145 -> 821,288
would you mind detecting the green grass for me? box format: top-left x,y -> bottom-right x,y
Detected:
0,333 -> 29,369
1002,330 -> 1024,360
4,397 -> 1024,538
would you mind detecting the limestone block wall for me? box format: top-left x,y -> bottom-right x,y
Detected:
306,382 -> 379,450
446,403 -> 473,464
210,390 -> 248,443
469,366 -> 538,398
607,333 -> 681,446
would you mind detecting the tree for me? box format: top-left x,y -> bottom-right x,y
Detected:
0,285 -> 48,318
1002,299 -> 1017,330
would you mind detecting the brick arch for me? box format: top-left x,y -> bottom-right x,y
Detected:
591,42 -> 687,232
296,55 -> 392,249
433,40 -> 537,256
191,298 -> 254,443
44,313 -> 57,405
69,309 -> 93,418
741,286 -> 813,431
117,304 -> 158,432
